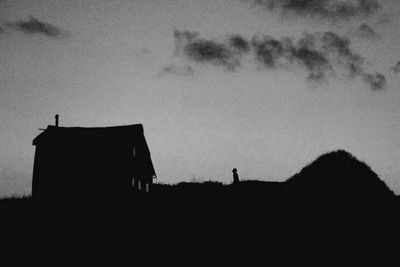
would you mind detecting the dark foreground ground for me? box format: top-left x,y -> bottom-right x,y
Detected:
1,181 -> 399,266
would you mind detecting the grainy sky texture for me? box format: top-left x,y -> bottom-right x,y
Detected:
1,0 -> 400,196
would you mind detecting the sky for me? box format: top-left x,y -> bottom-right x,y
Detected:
1,0 -> 400,196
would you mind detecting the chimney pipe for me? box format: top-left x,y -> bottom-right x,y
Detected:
55,114 -> 59,127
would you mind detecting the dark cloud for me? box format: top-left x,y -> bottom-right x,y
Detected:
159,65 -> 194,77
321,31 -> 364,76
249,32 -> 367,81
229,35 -> 250,53
185,41 -> 238,69
251,35 -> 286,68
174,29 -> 242,70
291,47 -> 330,80
362,72 -> 386,90
246,0 -> 381,20
391,61 -> 400,74
250,33 -> 331,81
290,33 -> 331,81
173,29 -> 384,89
173,29 -> 199,55
8,16 -> 67,38
322,31 -> 352,56
357,23 -> 378,39
319,31 -> 385,90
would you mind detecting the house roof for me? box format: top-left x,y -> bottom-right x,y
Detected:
33,124 -> 144,146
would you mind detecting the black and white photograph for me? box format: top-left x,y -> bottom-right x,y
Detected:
0,0 -> 400,266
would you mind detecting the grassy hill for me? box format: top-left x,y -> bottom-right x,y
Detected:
285,149 -> 395,200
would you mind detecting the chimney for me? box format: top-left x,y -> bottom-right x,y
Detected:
55,114 -> 59,127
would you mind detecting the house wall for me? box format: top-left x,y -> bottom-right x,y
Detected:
32,132 -> 156,200
32,143 -> 62,199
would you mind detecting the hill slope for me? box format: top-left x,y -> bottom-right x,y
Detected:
285,150 -> 394,200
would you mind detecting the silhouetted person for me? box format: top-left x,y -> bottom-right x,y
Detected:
232,168 -> 239,184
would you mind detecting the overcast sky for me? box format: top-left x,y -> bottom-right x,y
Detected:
1,0 -> 400,196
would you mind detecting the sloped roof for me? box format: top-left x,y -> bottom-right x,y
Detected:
33,124 -> 144,146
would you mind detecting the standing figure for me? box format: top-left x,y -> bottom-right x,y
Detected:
232,168 -> 239,184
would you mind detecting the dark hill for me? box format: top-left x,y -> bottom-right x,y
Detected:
286,150 -> 394,200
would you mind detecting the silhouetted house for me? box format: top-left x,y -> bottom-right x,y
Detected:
32,123 -> 156,200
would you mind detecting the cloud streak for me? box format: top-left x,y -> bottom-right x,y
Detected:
321,31 -> 364,76
8,16 -> 68,38
245,0 -> 381,20
229,35 -> 251,53
173,29 -> 386,89
174,29 -> 242,70
363,73 -> 386,90
159,64 -> 195,77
